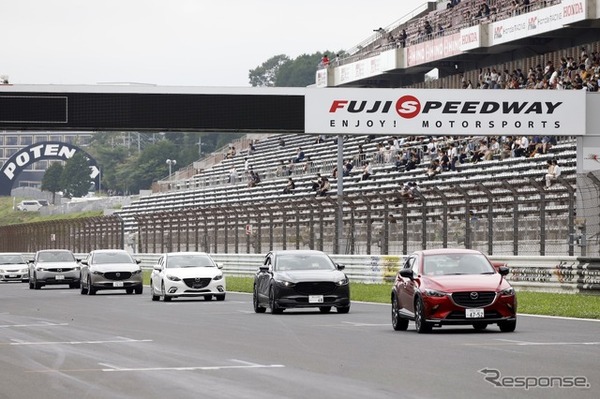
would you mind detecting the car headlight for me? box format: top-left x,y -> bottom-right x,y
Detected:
36,267 -> 47,272
499,287 -> 515,296
92,271 -> 104,276
131,269 -> 142,275
336,277 -> 349,286
0,269 -> 4,273
213,274 -> 223,281
20,269 -> 28,273
166,275 -> 181,281
275,279 -> 295,287
422,288 -> 447,297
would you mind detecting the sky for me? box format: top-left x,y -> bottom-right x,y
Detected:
2,0 -> 427,87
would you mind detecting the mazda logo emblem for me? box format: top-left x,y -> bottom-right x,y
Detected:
57,269 -> 62,273
470,292 -> 479,299
116,272 -> 121,277
195,278 -> 201,282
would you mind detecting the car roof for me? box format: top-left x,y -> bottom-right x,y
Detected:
89,249 -> 130,254
36,249 -> 73,253
413,248 -> 485,256
165,252 -> 210,256
271,250 -> 328,256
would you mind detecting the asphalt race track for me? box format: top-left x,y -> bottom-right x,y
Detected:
0,282 -> 598,399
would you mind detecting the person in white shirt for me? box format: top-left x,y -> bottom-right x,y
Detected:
545,159 -> 561,188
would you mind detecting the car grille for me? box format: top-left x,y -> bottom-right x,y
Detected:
183,278 -> 212,289
451,291 -> 496,307
104,272 -> 132,280
48,268 -> 75,272
295,282 -> 336,295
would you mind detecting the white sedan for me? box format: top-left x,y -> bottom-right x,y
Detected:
150,252 -> 226,302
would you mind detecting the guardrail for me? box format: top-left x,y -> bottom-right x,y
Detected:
104,253 -> 600,294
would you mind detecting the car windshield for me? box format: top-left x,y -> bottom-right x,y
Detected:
276,253 -> 335,271
423,253 -> 495,276
93,252 -> 134,264
37,252 -> 75,262
166,254 -> 215,268
0,255 -> 26,264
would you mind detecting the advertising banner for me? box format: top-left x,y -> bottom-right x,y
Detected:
305,88 -> 586,136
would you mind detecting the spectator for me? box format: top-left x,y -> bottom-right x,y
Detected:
278,137 -> 286,147
247,170 -> 261,188
426,159 -> 442,178
292,147 -> 305,163
247,141 -> 256,155
399,29 -> 408,48
545,159 -> 561,188
317,176 -> 330,196
225,146 -> 236,159
343,159 -> 354,176
228,166 -> 238,184
283,177 -> 296,194
311,173 -> 322,191
320,54 -> 330,68
244,157 -> 250,172
361,161 -> 373,181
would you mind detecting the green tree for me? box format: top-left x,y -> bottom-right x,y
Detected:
61,152 -> 93,198
249,55 -> 290,87
40,162 -> 64,204
249,51 -> 344,87
116,140 -> 179,194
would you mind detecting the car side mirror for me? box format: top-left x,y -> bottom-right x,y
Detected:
336,263 -> 345,271
259,266 -> 269,273
80,260 -> 89,266
28,259 -> 34,264
498,266 -> 510,276
216,263 -> 223,269
399,268 -> 414,280
135,259 -> 141,264
153,265 -> 162,271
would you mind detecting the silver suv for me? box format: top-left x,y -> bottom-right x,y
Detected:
28,249 -> 81,289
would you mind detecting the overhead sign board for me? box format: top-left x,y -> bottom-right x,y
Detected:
305,88 -> 587,136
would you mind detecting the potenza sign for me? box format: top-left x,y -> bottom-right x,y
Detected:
0,141 -> 99,196
304,89 -> 586,136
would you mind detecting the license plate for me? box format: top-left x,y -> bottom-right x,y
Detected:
466,308 -> 484,318
55,275 -> 65,280
8,275 -> 17,278
309,295 -> 324,303
113,281 -> 124,287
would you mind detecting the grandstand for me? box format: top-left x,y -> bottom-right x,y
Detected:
115,0 -> 597,256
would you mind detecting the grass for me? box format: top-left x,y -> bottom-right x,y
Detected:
219,277 -> 600,319
0,197 -> 102,226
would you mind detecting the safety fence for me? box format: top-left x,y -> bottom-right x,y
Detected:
0,185 -> 585,257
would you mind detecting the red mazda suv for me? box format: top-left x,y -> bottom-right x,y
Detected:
391,248 -> 517,333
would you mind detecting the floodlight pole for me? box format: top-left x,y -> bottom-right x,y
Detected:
336,134 -> 344,254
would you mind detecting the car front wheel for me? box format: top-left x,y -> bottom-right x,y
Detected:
80,278 -> 88,295
161,283 -> 171,302
87,277 -> 97,295
336,305 -> 350,314
253,285 -> 266,313
269,286 -> 283,314
499,319 -> 517,332
415,298 -> 432,333
150,280 -> 160,301
392,295 -> 409,331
